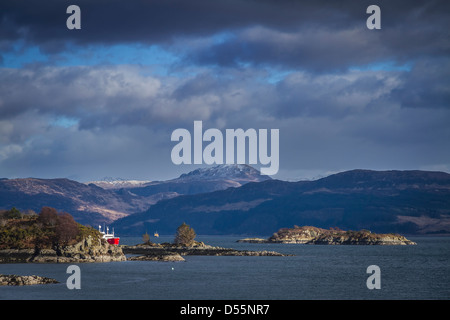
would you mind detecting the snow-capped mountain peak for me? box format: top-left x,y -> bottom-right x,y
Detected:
86,177 -> 151,189
177,164 -> 271,182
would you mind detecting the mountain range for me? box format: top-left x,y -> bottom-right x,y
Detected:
1,166 -> 450,236
111,169 -> 450,236
123,164 -> 271,197
0,165 -> 269,226
85,177 -> 151,190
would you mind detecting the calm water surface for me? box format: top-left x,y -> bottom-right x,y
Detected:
0,236 -> 448,300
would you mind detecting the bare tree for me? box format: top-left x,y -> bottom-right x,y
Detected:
37,207 -> 58,226
142,231 -> 152,245
55,212 -> 79,245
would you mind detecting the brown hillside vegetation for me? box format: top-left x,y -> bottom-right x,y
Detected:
0,207 -> 100,249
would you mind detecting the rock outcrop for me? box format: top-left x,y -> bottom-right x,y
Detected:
238,226 -> 416,245
0,236 -> 126,263
122,241 -> 288,257
0,274 -> 59,286
128,252 -> 186,262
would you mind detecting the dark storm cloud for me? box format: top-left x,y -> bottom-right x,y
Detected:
0,64 -> 173,129
2,1 -> 448,70
185,1 -> 450,71
272,70 -> 399,118
0,64 -> 267,134
392,58 -> 450,110
0,0 -> 300,49
0,0 -> 449,181
1,63 -> 449,181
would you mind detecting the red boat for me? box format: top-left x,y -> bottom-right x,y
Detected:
99,225 -> 120,245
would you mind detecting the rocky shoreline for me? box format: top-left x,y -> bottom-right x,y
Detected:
122,241 -> 289,260
0,236 -> 126,263
127,252 -> 186,262
0,274 -> 59,286
0,239 -> 288,264
238,226 -> 417,245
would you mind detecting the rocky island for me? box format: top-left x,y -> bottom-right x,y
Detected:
123,222 -> 288,260
0,235 -> 126,263
238,226 -> 416,245
0,274 -> 59,286
122,241 -> 288,261
0,207 -> 126,263
0,209 -> 286,264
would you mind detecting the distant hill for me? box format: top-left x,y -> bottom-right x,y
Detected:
0,177 -> 154,225
111,169 -> 450,236
0,165 -> 271,226
3,168 -> 449,236
123,164 -> 271,197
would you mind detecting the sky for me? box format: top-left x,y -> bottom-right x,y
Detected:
0,0 -> 449,182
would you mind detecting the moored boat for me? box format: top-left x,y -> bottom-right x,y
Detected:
99,225 -> 120,245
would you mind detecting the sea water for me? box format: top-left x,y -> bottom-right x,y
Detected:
0,236 -> 448,300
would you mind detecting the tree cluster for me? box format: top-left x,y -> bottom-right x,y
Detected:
0,207 -> 37,222
0,206 -> 82,249
37,207 -> 79,245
